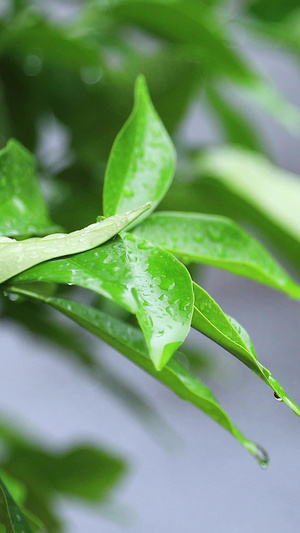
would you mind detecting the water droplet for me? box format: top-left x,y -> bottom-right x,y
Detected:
80,66 -> 103,84
274,391 -> 283,402
123,186 -> 134,198
255,444 -> 269,469
23,54 -> 43,76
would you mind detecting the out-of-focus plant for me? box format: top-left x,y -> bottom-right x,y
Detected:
1,0 -> 300,531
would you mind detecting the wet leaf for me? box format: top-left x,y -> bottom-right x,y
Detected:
11,237 -> 137,313
103,75 -> 175,225
122,233 -> 194,369
192,282 -> 300,417
7,286 -> 266,466
14,232 -> 194,370
0,203 -> 150,284
0,139 -> 57,237
133,211 -> 300,298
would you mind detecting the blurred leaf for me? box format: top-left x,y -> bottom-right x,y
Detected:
0,139 -> 56,237
196,146 -> 300,262
3,297 -> 166,436
110,0 -> 254,84
0,203 -> 150,283
192,282 -> 300,416
247,0 -> 300,22
206,86 -> 263,152
0,477 -> 32,533
7,286 -> 268,467
2,13 -> 101,70
0,421 -> 125,533
132,211 -> 300,298
103,75 -> 176,224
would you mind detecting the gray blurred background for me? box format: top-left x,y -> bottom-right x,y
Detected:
1,4 -> 300,532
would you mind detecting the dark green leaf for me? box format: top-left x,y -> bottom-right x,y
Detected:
2,296 -> 165,435
7,286 -> 267,466
133,212 -> 300,298
0,420 -> 125,532
206,86 -> 264,152
192,282 -> 300,417
0,139 -> 56,237
0,478 -> 32,533
103,75 -> 176,224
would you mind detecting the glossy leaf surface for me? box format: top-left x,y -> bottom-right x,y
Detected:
133,212 -> 300,298
0,204 -> 149,284
14,232 -> 194,370
0,478 -> 32,533
103,76 -> 175,223
8,286 -> 265,466
12,237 -> 137,313
123,233 -> 194,369
192,283 -> 300,417
0,140 -> 56,237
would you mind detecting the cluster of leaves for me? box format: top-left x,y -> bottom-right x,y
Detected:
1,0 -> 300,531
1,71 -> 300,528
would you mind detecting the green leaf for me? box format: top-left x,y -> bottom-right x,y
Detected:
10,231 -> 194,370
247,0 -> 300,22
0,140 -> 57,237
103,75 -> 176,223
0,477 -> 32,533
0,203 -> 150,284
196,146 -> 300,254
3,13 -> 101,70
206,86 -> 264,152
192,282 -> 300,417
133,212 -> 300,298
2,296 -> 166,435
11,237 -> 137,313
122,233 -> 194,369
7,286 -> 268,467
110,0 -> 254,84
0,419 -> 125,532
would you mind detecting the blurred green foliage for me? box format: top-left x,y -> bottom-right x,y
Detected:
1,0 -> 300,531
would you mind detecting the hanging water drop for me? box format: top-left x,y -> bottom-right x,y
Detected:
274,391 -> 283,402
255,444 -> 269,469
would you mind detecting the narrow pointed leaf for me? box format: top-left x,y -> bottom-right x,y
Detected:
122,233 -> 194,369
0,140 -> 57,238
133,212 -> 300,298
7,286 -> 265,466
192,282 -> 300,417
0,478 -> 32,533
0,204 -> 150,284
3,297 -> 164,433
103,75 -> 176,224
